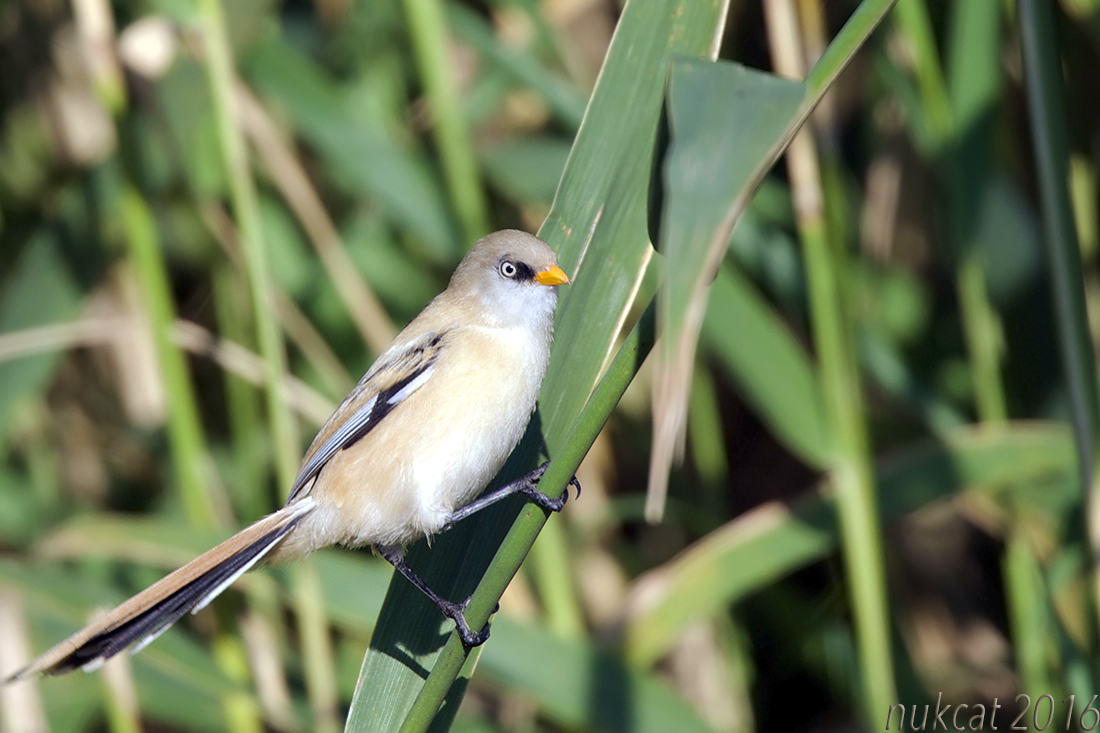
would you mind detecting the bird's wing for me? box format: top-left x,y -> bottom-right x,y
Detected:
285,329 -> 448,504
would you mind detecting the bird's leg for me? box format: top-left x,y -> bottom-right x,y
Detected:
376,544 -> 491,646
377,465 -> 580,647
444,461 -> 581,527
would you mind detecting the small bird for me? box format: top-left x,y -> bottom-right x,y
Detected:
8,229 -> 573,680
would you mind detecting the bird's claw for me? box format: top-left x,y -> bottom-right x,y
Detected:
519,463 -> 581,513
440,597 -> 492,647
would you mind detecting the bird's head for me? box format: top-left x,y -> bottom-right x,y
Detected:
450,230 -> 570,330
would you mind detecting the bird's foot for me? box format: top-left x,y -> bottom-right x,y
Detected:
439,597 -> 492,647
517,462 -> 581,512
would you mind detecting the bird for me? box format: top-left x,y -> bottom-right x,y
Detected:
8,229 -> 574,680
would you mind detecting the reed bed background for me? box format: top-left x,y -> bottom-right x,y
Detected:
0,0 -> 1097,731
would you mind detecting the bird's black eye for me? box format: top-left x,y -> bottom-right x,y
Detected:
499,261 -> 518,278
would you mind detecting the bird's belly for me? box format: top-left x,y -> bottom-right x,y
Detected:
288,328 -> 543,552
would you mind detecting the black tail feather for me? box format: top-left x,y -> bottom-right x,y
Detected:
46,518 -> 302,675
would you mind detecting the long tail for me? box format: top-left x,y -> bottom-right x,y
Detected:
7,498 -> 316,680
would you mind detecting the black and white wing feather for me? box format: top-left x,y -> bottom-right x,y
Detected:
285,329 -> 448,504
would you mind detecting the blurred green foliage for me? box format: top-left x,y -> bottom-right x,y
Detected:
1,0 -> 1099,731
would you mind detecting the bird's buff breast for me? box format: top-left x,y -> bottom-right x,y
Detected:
284,325 -> 548,553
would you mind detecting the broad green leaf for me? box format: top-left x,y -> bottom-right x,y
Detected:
650,57 -> 806,520
478,617 -> 719,733
619,423 -> 1076,666
702,263 -> 829,468
346,1 -> 729,730
687,365 -> 730,485
480,136 -> 571,207
309,563 -> 721,733
311,550 -> 393,633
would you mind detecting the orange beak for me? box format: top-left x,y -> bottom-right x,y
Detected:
534,264 -> 570,286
